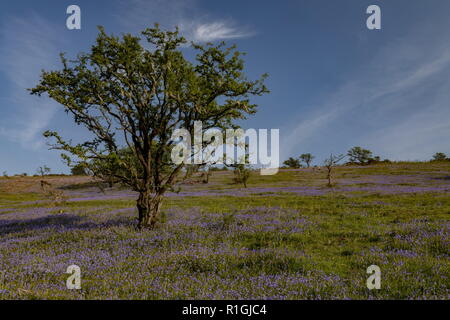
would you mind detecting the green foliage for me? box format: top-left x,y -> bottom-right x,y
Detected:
283,157 -> 301,169
209,166 -> 227,172
30,24 -> 268,228
70,163 -> 88,176
37,166 -> 51,177
232,164 -> 251,188
283,153 -> 315,168
31,24 -> 267,192
299,153 -> 315,167
347,146 -> 373,165
432,152 -> 447,161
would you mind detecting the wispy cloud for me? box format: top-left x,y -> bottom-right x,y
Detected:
283,25 -> 450,161
115,0 -> 254,42
0,14 -> 61,149
183,20 -> 253,42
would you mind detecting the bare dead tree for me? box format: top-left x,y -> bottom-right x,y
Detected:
40,180 -> 65,206
324,154 -> 346,187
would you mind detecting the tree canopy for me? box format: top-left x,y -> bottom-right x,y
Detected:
30,24 -> 268,229
347,146 -> 373,165
299,153 -> 314,167
283,157 -> 301,169
432,152 -> 447,161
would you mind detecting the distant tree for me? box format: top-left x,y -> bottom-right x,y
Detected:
283,157 -> 301,169
39,179 -> 66,205
196,146 -> 222,184
299,153 -> 314,168
37,166 -> 51,177
184,164 -> 200,180
232,163 -> 251,188
210,166 -> 226,172
432,152 -> 447,161
347,146 -> 373,165
30,24 -> 268,229
70,163 -> 88,176
2,171 -> 8,178
200,167 -> 212,184
200,157 -> 221,184
186,163 -> 213,184
367,155 -> 380,164
324,153 -> 346,187
225,149 -> 252,188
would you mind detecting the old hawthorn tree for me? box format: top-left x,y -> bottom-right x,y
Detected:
30,25 -> 268,229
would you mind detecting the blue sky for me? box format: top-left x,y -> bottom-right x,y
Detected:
0,0 -> 449,174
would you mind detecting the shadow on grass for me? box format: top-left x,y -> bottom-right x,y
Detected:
434,176 -> 450,180
0,213 -> 134,236
59,181 -> 107,190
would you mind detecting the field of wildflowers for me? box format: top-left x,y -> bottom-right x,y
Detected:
0,162 -> 448,299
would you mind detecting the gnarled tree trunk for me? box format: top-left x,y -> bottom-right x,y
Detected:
137,192 -> 163,229
326,167 -> 332,187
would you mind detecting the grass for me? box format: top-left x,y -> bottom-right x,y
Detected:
0,162 -> 449,299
